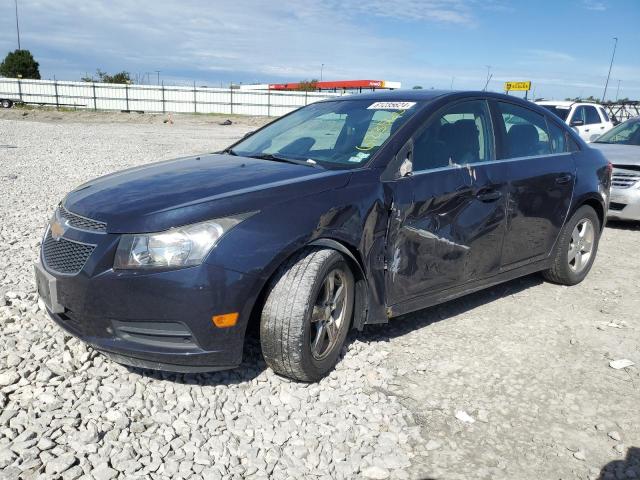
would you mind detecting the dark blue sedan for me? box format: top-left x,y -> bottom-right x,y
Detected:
35,90 -> 611,381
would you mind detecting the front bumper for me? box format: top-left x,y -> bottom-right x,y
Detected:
38,259 -> 263,373
608,186 -> 640,221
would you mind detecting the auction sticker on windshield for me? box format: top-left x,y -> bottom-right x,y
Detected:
368,102 -> 416,110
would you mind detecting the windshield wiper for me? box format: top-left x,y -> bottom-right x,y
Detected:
247,153 -> 323,169
221,148 -> 239,155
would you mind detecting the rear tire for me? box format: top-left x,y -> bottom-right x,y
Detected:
543,205 -> 601,285
1,99 -> 13,109
260,248 -> 354,382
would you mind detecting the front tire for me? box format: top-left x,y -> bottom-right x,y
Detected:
1,99 -> 13,109
260,248 -> 354,382
543,205 -> 601,285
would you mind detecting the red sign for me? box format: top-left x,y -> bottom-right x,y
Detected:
270,80 -> 387,90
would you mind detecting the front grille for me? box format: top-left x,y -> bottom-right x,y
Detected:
59,205 -> 107,232
42,231 -> 95,275
609,202 -> 626,211
612,170 -> 640,189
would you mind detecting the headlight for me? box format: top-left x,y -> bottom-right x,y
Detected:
114,213 -> 254,270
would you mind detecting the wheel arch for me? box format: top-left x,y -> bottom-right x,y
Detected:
246,237 -> 370,338
572,195 -> 606,231
307,238 -> 369,330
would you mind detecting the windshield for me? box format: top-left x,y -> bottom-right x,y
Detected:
594,119 -> 640,145
540,105 -> 571,121
230,99 -> 421,169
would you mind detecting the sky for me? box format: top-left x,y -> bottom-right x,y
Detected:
0,0 -> 639,100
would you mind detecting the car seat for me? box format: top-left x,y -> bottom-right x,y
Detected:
507,124 -> 539,158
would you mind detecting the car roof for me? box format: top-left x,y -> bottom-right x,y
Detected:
536,100 -> 574,107
536,100 -> 605,108
320,90 -> 573,123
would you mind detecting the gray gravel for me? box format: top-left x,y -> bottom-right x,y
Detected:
1,112 -> 639,480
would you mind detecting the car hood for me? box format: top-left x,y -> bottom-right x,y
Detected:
590,143 -> 640,167
64,153 -> 351,233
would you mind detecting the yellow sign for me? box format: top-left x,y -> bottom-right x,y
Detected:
504,81 -> 531,92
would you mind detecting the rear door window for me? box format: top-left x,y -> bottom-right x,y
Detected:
584,106 -> 601,125
496,102 -> 552,159
598,107 -> 610,122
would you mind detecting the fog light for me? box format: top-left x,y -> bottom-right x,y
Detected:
212,312 -> 238,328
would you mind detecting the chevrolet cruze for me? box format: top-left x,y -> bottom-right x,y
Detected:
35,91 -> 611,381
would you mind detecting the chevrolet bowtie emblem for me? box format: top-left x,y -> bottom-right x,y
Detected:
50,219 -> 66,241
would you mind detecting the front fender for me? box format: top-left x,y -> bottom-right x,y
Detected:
205,168 -> 390,328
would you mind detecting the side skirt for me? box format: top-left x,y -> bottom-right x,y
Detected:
385,258 -> 551,319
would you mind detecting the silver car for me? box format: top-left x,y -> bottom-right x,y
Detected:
591,117 -> 640,221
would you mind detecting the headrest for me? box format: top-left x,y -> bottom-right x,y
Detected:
508,124 -> 539,144
507,124 -> 539,157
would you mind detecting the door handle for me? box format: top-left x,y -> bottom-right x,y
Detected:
600,126 -> 605,129
555,174 -> 573,185
584,129 -> 590,132
476,189 -> 502,202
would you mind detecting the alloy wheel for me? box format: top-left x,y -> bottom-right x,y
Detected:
568,218 -> 595,273
310,268 -> 348,360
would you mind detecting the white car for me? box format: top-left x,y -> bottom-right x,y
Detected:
590,117 -> 640,221
536,101 -> 614,142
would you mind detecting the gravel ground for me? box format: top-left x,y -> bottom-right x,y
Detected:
0,111 -> 639,480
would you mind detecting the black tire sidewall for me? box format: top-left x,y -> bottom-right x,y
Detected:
555,206 -> 601,285
301,254 -> 354,380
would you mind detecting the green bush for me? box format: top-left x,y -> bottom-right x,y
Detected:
81,69 -> 132,84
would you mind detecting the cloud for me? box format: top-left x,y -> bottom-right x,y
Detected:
525,49 -> 576,63
330,0 -> 475,24
582,0 -> 607,11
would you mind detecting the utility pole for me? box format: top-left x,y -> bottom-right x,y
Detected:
320,63 -> 324,82
450,76 -> 455,89
483,65 -> 492,91
602,37 -> 618,102
14,0 -> 21,50
155,70 -> 161,85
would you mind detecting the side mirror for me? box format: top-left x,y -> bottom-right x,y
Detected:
380,138 -> 413,182
396,140 -> 413,178
570,119 -> 584,127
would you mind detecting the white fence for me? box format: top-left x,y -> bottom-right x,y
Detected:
0,78 -> 346,116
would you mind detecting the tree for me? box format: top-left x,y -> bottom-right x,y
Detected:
81,69 -> 132,84
0,49 -> 41,79
296,79 -> 318,91
412,85 -> 423,89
